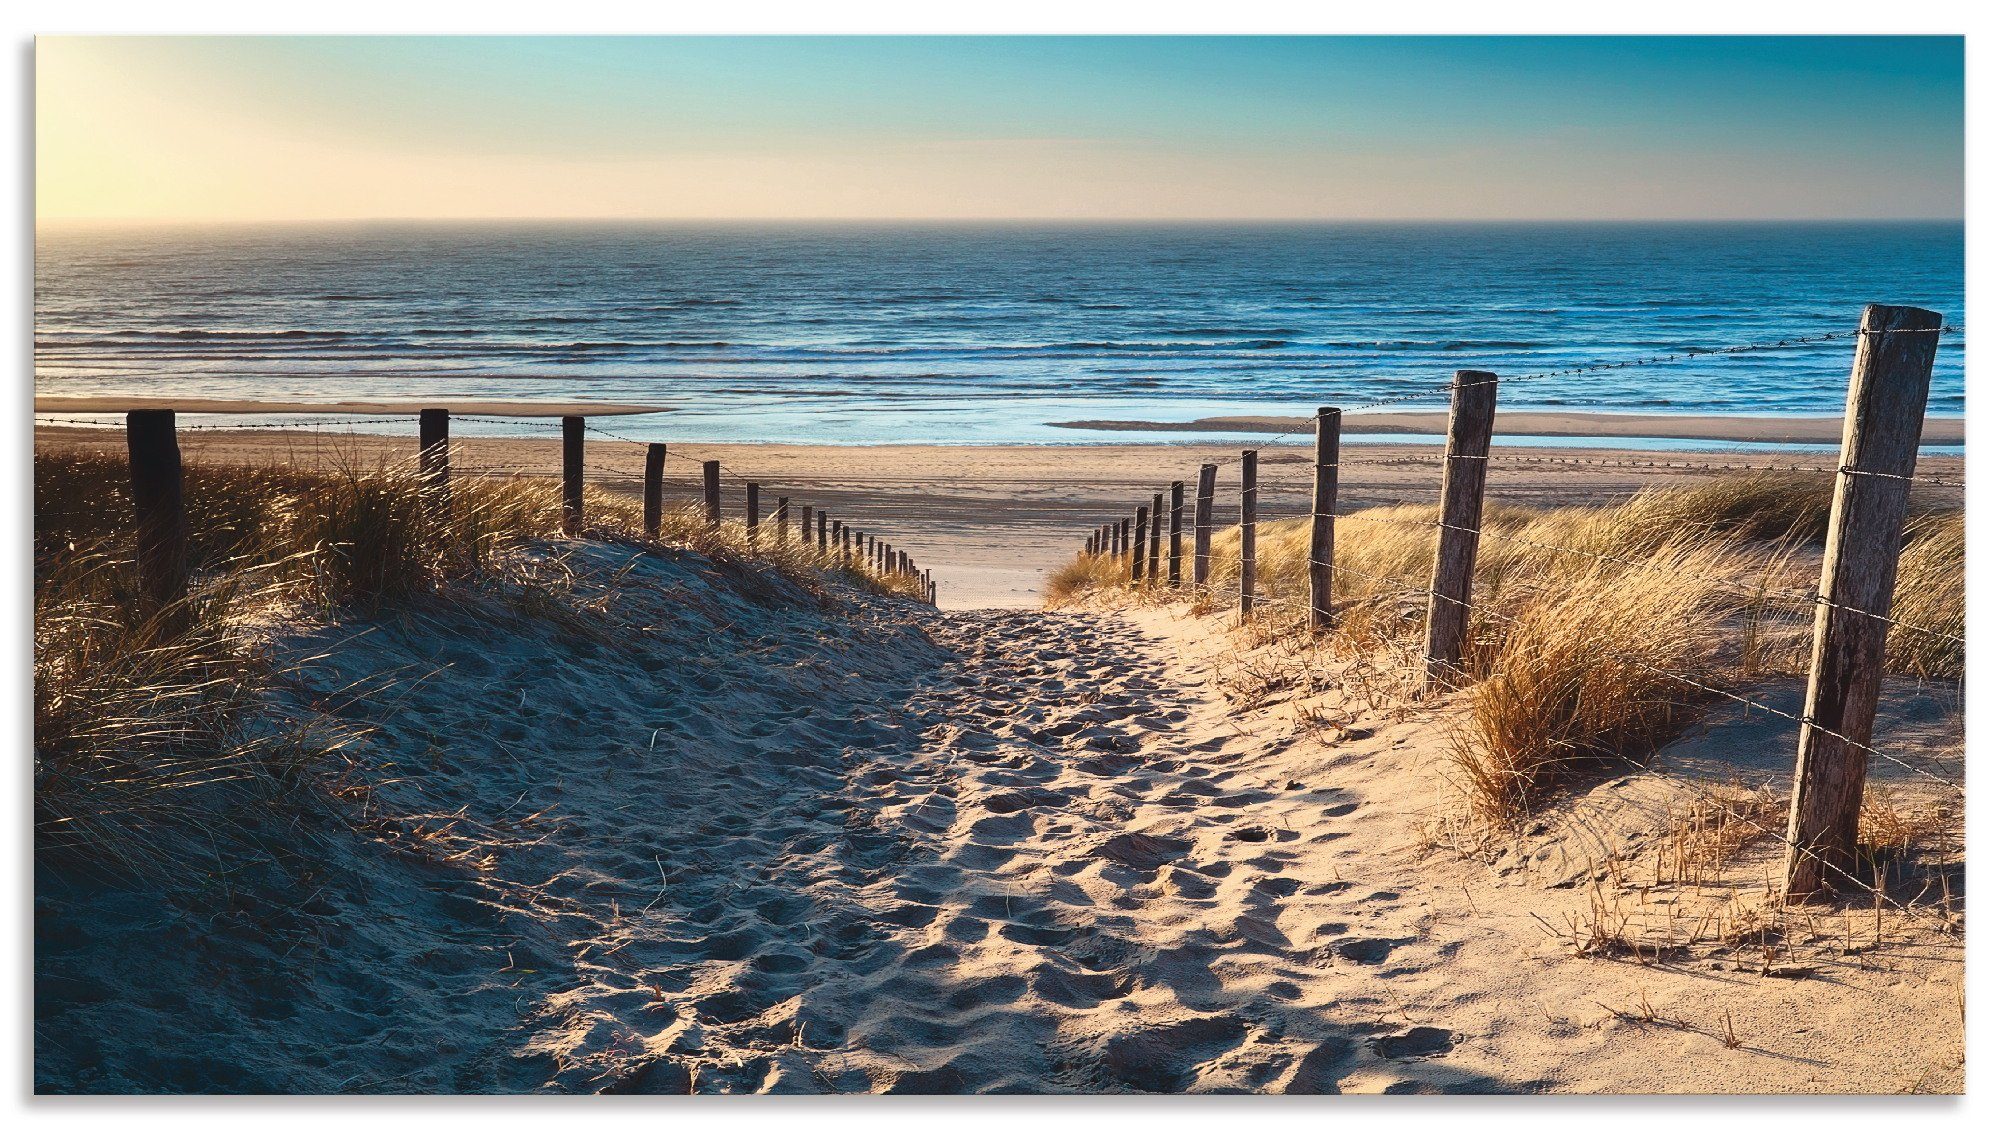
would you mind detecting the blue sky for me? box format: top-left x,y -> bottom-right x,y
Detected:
38,36 -> 1965,221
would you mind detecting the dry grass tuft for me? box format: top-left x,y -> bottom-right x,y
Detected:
1886,514 -> 1964,680
1447,539 -> 1741,822
34,443 -> 923,881
1045,472 -> 1959,825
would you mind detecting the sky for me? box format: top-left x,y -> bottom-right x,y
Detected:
35,36 -> 1965,223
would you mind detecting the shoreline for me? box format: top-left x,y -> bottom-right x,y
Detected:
32,396 -> 671,417
1052,410 -> 1967,446
33,398 -> 1967,448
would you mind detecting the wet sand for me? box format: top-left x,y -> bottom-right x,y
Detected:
1053,410 -> 1966,446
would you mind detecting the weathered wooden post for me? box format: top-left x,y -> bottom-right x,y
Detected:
799,503 -> 813,548
1168,481 -> 1185,586
1309,407 -> 1341,630
419,408 -> 450,528
1118,518 -> 1131,558
1421,371 -> 1498,692
125,409 -> 188,617
839,524 -> 850,562
1239,450 -> 1257,623
818,510 -> 829,554
1193,463 -> 1218,584
1131,505 -> 1148,584
642,442 -> 666,539
776,496 -> 790,543
1784,304 -> 1943,899
702,460 -> 722,528
561,415 -> 585,535
746,483 -> 761,545
1146,493 -> 1163,584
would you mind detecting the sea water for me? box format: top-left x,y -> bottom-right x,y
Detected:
34,221 -> 1964,448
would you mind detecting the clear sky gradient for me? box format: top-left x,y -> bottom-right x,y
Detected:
36,36 -> 1964,223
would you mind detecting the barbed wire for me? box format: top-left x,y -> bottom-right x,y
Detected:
1092,545 -> 1960,911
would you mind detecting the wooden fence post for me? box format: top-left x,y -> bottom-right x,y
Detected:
1239,450 -> 1257,623
125,409 -> 188,616
1784,303 -> 1943,899
818,510 -> 829,554
1118,518 -> 1131,558
799,502 -> 812,547
1168,481 -> 1185,586
702,460 -> 722,528
746,483 -> 761,545
1422,371 -> 1498,692
1309,407 -> 1341,630
1147,493 -> 1163,583
642,443 -> 665,539
1193,463 -> 1218,584
776,496 -> 789,543
419,408 -> 450,527
1131,505 -> 1148,584
561,415 -> 584,535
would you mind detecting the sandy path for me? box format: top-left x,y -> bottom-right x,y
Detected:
36,532 -> 1959,1092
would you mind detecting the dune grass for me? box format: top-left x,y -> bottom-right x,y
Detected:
34,444 -> 925,879
1048,472 -> 1961,823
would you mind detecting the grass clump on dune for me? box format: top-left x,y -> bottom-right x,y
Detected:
1446,540 -> 1742,822
1046,472 -> 1960,822
34,444 -> 925,879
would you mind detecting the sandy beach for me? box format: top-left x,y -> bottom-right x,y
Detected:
1052,410 -> 1967,446
33,422 -> 1968,609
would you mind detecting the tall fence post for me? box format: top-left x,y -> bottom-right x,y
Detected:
1309,407 -> 1342,630
1784,303 -> 1943,899
561,415 -> 585,536
643,442 -> 665,540
125,409 -> 189,617
418,408 -> 450,528
1239,450 -> 1257,623
1193,463 -> 1218,584
1130,505 -> 1148,585
1118,518 -> 1131,558
799,503 -> 813,547
746,483 -> 761,545
1421,371 -> 1497,692
818,510 -> 829,554
1168,480 -> 1185,586
702,460 -> 722,528
775,496 -> 789,544
1184,460 -> 1216,580
1146,492 -> 1163,583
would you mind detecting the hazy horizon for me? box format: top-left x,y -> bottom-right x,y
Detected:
37,36 -> 1964,224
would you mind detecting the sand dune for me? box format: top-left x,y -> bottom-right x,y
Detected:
36,533 -> 1962,1093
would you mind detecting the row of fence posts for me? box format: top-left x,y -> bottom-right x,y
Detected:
121,409 -> 939,611
1075,303 -> 1945,902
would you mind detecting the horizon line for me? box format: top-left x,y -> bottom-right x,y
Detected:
36,214 -> 1968,228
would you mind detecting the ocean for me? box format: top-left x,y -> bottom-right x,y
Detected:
34,221 -> 1964,448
